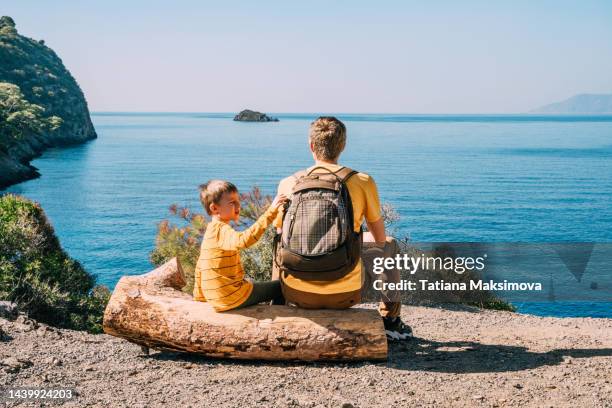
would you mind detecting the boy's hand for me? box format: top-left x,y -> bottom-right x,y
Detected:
271,193 -> 288,210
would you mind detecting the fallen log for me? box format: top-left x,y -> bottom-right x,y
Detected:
103,258 -> 387,361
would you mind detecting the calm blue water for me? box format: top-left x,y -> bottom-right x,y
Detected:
4,113 -> 612,317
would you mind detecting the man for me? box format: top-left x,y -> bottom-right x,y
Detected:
272,116 -> 412,340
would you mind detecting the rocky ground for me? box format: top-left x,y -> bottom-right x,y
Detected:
1,304 -> 610,407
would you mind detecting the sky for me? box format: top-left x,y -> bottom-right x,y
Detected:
4,1 -> 612,113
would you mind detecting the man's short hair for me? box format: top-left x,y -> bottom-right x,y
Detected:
199,180 -> 238,215
309,117 -> 346,161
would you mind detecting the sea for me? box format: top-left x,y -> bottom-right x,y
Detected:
4,113 -> 612,318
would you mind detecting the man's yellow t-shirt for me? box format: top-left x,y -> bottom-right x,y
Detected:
273,163 -> 382,295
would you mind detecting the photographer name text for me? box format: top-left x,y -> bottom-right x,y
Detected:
372,254 -> 543,292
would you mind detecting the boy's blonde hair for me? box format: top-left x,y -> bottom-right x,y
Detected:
199,180 -> 238,215
309,117 -> 346,161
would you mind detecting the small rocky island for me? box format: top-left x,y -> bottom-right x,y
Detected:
233,109 -> 279,122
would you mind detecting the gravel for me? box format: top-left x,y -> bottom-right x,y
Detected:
1,304 -> 610,407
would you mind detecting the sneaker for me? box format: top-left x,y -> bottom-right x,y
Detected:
383,317 -> 413,341
270,295 -> 286,306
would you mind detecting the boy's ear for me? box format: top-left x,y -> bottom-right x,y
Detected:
209,202 -> 217,214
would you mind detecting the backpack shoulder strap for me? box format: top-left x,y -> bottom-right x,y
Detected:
305,165 -> 358,183
292,169 -> 308,181
335,166 -> 358,183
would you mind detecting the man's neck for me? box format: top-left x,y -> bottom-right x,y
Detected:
314,159 -> 338,166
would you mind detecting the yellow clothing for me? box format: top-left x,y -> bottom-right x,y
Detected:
273,163 -> 382,295
193,205 -> 278,312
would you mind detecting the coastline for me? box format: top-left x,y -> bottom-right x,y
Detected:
0,152 -> 40,190
0,137 -> 96,190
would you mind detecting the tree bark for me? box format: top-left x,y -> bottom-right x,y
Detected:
103,258 -> 388,361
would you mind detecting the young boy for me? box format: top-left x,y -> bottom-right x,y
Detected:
193,180 -> 287,312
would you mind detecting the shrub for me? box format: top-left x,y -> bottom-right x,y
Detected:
151,186 -> 514,311
150,187 -> 274,294
150,205 -> 207,294
0,194 -> 110,333
235,187 -> 277,282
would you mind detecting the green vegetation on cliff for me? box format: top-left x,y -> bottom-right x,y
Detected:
0,194 -> 110,333
0,16 -> 96,188
0,82 -> 62,151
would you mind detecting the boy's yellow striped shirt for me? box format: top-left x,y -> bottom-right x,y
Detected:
193,205 -> 278,312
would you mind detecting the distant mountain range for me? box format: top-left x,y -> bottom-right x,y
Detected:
531,94 -> 612,114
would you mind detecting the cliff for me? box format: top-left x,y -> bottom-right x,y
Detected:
530,94 -> 612,114
0,16 -> 96,189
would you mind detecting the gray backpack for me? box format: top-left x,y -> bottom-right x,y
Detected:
274,166 -> 362,280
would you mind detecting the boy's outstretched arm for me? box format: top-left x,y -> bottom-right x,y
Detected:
216,207 -> 277,250
216,194 -> 288,250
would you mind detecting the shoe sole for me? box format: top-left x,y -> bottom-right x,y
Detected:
386,330 -> 414,341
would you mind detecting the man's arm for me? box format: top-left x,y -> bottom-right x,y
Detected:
365,217 -> 386,244
362,173 -> 386,244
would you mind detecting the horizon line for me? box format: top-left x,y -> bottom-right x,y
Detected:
89,111 -> 612,116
